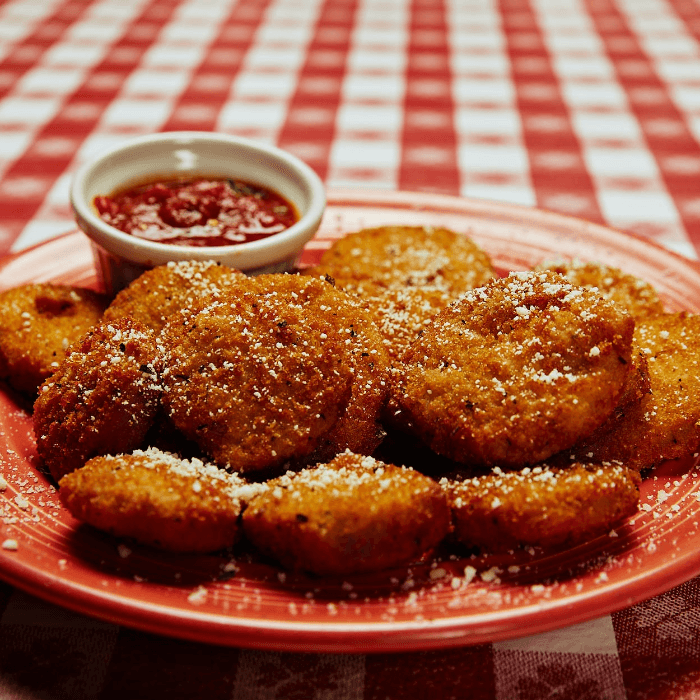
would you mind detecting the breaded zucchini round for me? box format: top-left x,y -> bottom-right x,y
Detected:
242,450 -> 451,576
0,283 -> 107,394
394,271 -> 635,467
535,259 -> 664,319
103,259 -> 243,332
563,312 -> 700,470
33,318 -> 162,482
59,447 -> 265,553
314,225 -> 495,293
160,274 -> 356,473
440,462 -> 641,552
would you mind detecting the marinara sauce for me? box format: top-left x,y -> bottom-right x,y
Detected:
93,177 -> 298,247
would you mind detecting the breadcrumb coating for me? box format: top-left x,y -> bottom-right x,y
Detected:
242,450 -> 451,575
313,225 -> 494,291
160,274 -> 355,473
561,312 -> 700,470
297,279 -> 391,464
59,447 -> 267,553
328,279 -> 453,364
394,271 -> 635,467
441,462 -> 641,551
103,259 -> 243,332
33,318 -> 162,482
0,283 -> 107,394
535,258 -> 664,319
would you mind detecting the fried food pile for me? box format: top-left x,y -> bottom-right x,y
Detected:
1,227 -> 698,577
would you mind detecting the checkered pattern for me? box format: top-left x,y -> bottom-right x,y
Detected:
1,0 -> 700,697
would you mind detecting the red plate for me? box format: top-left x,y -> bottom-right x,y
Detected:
1,189 -> 700,652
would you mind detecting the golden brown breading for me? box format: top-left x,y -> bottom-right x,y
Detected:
617,348 -> 651,410
300,281 -> 391,463
242,450 -> 451,576
308,230 -> 496,434
103,259 -> 243,332
301,279 -> 452,436
534,259 -> 664,319
326,278 -> 453,364
313,225 -> 495,293
381,351 -> 649,477
59,447 -> 266,553
560,312 -> 700,470
160,274 -> 356,474
0,283 -> 107,394
33,318 -> 162,482
393,271 -> 635,467
441,462 -> 641,552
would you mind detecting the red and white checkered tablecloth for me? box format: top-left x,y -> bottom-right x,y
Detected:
1,0 -> 700,698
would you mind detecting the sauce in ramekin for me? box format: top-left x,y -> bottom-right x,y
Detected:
94,177 -> 298,247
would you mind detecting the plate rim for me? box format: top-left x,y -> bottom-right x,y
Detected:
2,531 -> 700,652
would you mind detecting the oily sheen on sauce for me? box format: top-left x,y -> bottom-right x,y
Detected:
93,177 -> 298,247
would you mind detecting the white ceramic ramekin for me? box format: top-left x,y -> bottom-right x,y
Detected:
70,131 -> 326,295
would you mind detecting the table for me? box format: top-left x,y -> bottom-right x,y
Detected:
0,0 -> 699,697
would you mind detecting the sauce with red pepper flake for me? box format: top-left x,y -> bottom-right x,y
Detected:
94,177 -> 298,247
